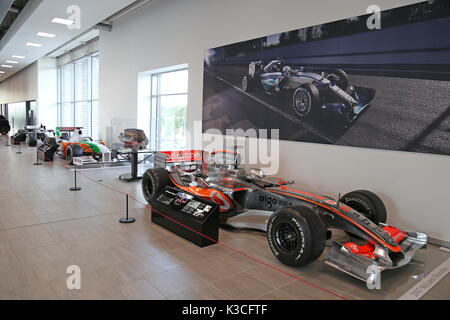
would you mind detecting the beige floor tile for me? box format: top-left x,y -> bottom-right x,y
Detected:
170,284 -> 232,300
0,268 -> 29,292
211,272 -> 274,300
243,265 -> 296,289
128,253 -> 184,277
117,279 -> 165,300
0,290 -> 15,300
0,253 -> 22,271
10,233 -> 59,251
96,262 -> 143,285
145,267 -> 207,298
278,279 -> 342,300
28,277 -> 69,300
184,261 -> 234,283
5,224 -> 49,240
256,289 -> 297,300
16,243 -> 69,266
0,215 -> 40,229
165,244 -> 213,265
23,257 -> 73,285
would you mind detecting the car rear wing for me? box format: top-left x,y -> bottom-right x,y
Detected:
154,150 -> 204,172
56,127 -> 83,140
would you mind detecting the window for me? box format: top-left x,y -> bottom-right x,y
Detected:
138,65 -> 188,151
57,52 -> 99,139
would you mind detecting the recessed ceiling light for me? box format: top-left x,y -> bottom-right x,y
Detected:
51,17 -> 74,25
12,55 -> 26,59
6,60 -> 18,64
37,32 -> 56,38
2,65 -> 13,68
26,42 -> 42,47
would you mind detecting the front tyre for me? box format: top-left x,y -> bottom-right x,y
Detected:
292,83 -> 320,118
142,168 -> 173,203
267,206 -> 326,267
340,190 -> 387,225
328,69 -> 349,91
66,144 -> 83,165
242,75 -> 254,92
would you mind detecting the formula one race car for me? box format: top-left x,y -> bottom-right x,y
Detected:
242,60 -> 375,123
58,128 -> 110,165
0,115 -> 10,135
142,152 -> 427,285
25,125 -> 54,147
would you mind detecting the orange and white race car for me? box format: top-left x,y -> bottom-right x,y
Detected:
57,128 -> 109,164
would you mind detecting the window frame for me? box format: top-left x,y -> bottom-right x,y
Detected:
145,66 -> 188,151
57,51 -> 100,139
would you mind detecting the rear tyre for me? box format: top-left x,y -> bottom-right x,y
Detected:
292,83 -> 320,118
66,144 -> 83,164
27,133 -> 37,147
142,168 -> 173,203
267,206 -> 326,267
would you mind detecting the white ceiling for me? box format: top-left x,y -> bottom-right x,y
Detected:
0,0 -> 136,82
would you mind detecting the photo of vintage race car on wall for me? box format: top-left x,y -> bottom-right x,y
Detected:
242,60 -> 375,123
142,151 -> 427,286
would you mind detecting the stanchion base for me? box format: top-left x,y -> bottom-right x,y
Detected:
70,187 -> 82,191
16,152 -> 22,154
119,217 -> 136,224
34,163 -> 42,166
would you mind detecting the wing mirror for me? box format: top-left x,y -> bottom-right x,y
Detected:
249,168 -> 266,179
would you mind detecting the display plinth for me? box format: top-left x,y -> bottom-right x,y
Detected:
150,186 -> 219,247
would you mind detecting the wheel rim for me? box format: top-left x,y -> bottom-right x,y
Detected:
345,200 -> 374,222
294,89 -> 311,116
275,222 -> 300,253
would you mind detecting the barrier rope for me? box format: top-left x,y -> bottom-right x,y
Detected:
76,170 -> 348,300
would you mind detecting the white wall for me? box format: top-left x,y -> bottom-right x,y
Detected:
37,57 -> 58,130
99,0 -> 450,242
0,62 -> 38,104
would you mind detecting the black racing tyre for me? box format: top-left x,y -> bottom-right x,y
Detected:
328,69 -> 349,91
292,83 -> 320,118
340,190 -> 387,225
27,133 -> 37,147
142,168 -> 173,203
267,205 -> 326,267
242,75 -> 254,92
66,144 -> 83,164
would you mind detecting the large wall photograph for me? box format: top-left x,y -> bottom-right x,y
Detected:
202,0 -> 450,156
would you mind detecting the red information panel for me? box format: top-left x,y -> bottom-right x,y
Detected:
160,150 -> 203,163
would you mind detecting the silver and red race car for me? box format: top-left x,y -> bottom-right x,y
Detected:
142,151 -> 427,286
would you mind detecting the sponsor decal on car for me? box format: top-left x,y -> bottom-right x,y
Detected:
161,150 -> 203,163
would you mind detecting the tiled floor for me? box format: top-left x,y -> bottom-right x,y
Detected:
0,140 -> 449,300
